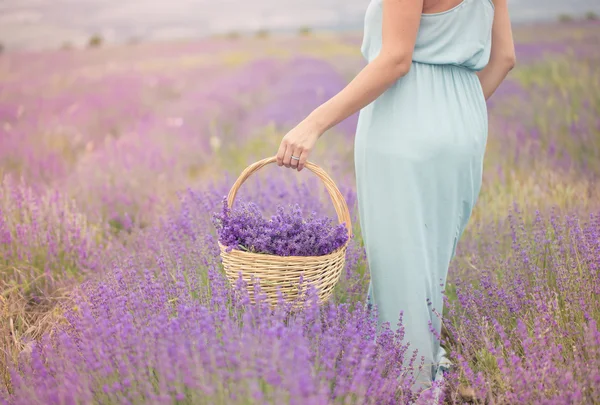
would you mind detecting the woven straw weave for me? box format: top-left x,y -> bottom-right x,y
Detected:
218,156 -> 353,306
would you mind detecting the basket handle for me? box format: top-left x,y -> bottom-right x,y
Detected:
225,156 -> 353,238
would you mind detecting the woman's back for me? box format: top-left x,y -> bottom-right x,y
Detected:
354,0 -> 495,391
361,0 -> 495,71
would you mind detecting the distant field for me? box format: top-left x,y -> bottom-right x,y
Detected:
0,0 -> 599,51
1,19 -> 599,404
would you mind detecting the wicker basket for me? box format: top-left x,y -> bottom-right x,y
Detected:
217,156 -> 353,306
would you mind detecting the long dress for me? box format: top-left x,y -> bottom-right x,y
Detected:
354,0 -> 495,389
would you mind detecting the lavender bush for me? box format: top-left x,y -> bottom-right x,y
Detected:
0,175 -> 108,391
1,18 -> 599,405
2,264 -> 434,405
1,184 -> 432,404
212,198 -> 350,256
442,209 -> 600,403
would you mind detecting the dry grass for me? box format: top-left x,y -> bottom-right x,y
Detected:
473,162 -> 599,224
0,271 -> 74,393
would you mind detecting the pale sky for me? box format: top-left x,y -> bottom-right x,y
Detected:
1,0 -> 599,50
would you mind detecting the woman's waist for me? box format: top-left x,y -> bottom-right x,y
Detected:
368,63 -> 487,125
408,60 -> 480,78
387,62 -> 484,105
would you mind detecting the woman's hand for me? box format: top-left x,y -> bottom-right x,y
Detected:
276,119 -> 321,172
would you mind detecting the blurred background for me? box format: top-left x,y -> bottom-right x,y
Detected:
0,0 -> 599,51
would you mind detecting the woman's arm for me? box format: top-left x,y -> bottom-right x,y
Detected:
476,0 -> 516,100
305,0 -> 423,136
277,0 -> 424,171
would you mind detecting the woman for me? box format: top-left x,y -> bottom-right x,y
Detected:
276,0 -> 515,391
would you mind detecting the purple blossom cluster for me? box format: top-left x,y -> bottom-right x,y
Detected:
1,190 -> 433,404
212,197 -> 350,256
238,57 -> 358,138
0,175 -> 103,285
1,20 -> 600,405
441,209 -> 600,404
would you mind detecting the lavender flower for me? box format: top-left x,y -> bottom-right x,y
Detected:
212,197 -> 350,256
2,20 -> 600,405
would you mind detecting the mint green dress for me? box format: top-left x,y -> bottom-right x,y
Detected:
354,0 -> 495,389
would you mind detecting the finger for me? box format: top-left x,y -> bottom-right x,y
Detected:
290,147 -> 302,169
282,144 -> 294,168
297,149 -> 309,172
276,139 -> 288,166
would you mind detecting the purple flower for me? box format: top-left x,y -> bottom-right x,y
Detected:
212,197 -> 350,257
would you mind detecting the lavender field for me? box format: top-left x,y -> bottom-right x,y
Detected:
1,19 -> 600,404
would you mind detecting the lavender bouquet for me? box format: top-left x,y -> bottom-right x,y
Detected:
212,197 -> 350,256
